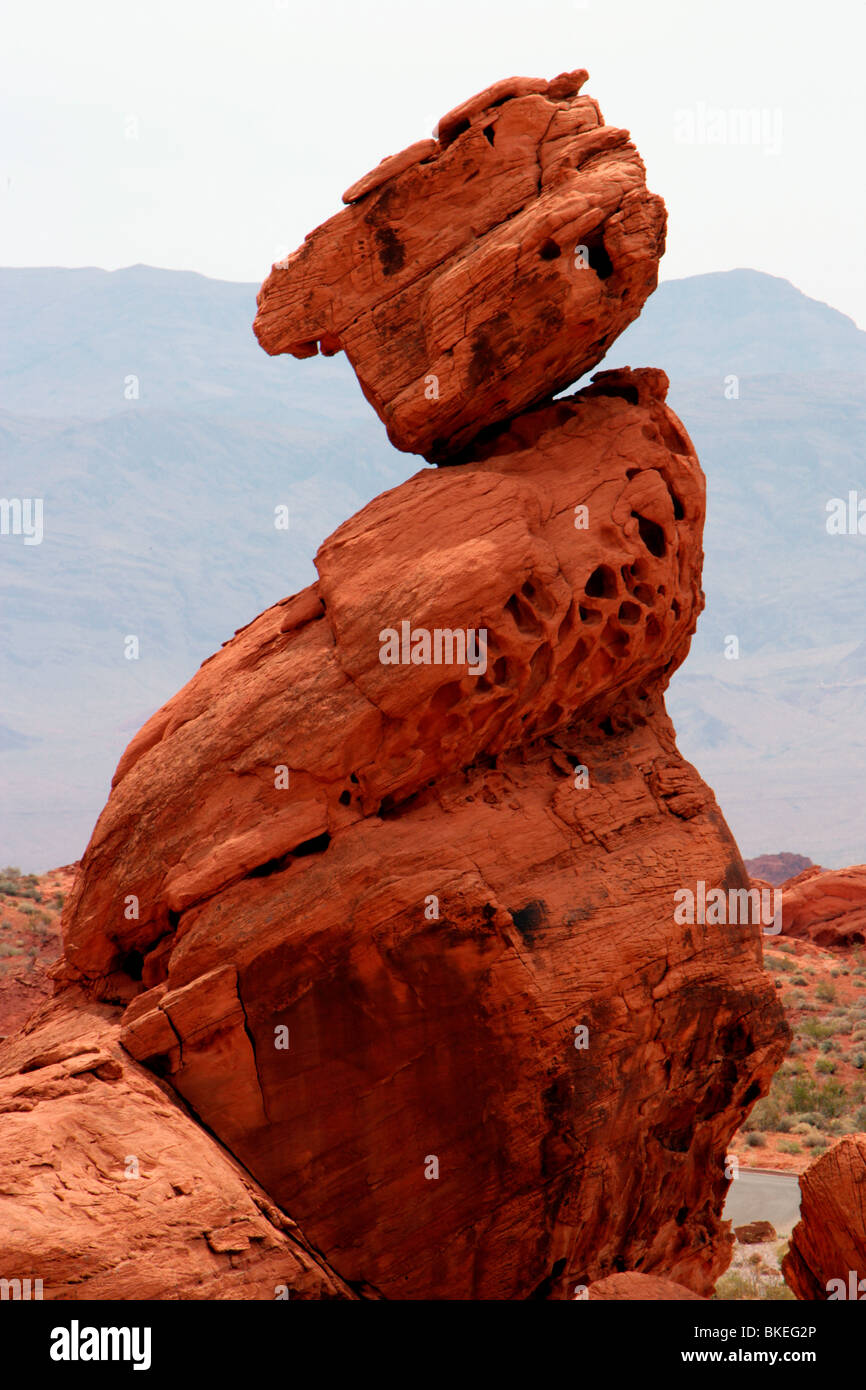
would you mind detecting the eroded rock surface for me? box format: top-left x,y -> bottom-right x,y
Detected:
0,992 -> 352,1299
254,71 -> 666,459
49,369 -> 788,1300
779,866 -> 866,949
782,1136 -> 866,1300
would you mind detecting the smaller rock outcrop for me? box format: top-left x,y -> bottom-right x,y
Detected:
0,992 -> 352,1299
586,1272 -> 705,1300
782,1135 -> 866,1300
734,1220 -> 776,1245
780,866 -> 866,949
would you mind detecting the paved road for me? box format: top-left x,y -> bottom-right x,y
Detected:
722,1169 -> 802,1235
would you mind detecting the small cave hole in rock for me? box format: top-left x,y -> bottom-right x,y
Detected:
585,564 -> 617,599
539,238 -> 561,261
632,512 -> 666,558
599,715 -> 615,737
618,601 -> 641,625
293,830 -> 332,857
121,949 -> 144,981
483,123 -> 496,146
248,852 -> 292,878
671,491 -> 685,521
584,234 -> 614,279
579,604 -> 602,625
167,909 -> 180,929
509,900 -> 547,941
338,790 -> 351,806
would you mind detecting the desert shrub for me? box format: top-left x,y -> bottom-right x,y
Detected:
852,1054 -> 866,1070
778,1139 -> 801,1154
792,976 -> 809,987
816,1058 -> 836,1074
775,1115 -> 793,1133
746,1133 -> 767,1148
744,1098 -> 779,1131
714,1271 -> 794,1301
817,980 -> 837,1003
816,1081 -> 848,1118
800,1019 -> 835,1041
789,1077 -> 819,1111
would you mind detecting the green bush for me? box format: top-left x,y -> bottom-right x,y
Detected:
816,980 -> 837,1003
746,1133 -> 767,1148
801,1019 -> 835,1041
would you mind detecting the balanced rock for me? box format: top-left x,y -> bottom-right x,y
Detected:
782,1135 -> 866,1300
254,71 -> 666,459
0,71 -> 789,1301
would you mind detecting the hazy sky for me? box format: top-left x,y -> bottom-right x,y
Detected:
3,0 -> 865,324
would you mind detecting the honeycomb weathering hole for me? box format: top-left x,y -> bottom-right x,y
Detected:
584,564 -> 617,599
632,513 -> 667,558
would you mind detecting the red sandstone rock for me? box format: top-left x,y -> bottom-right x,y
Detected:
734,1220 -> 776,1244
0,73 -> 790,1303
254,71 -> 666,460
779,865 -> 866,948
43,368 -> 789,1300
0,992 -> 351,1299
782,1135 -> 866,1300
586,1272 -> 706,1300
